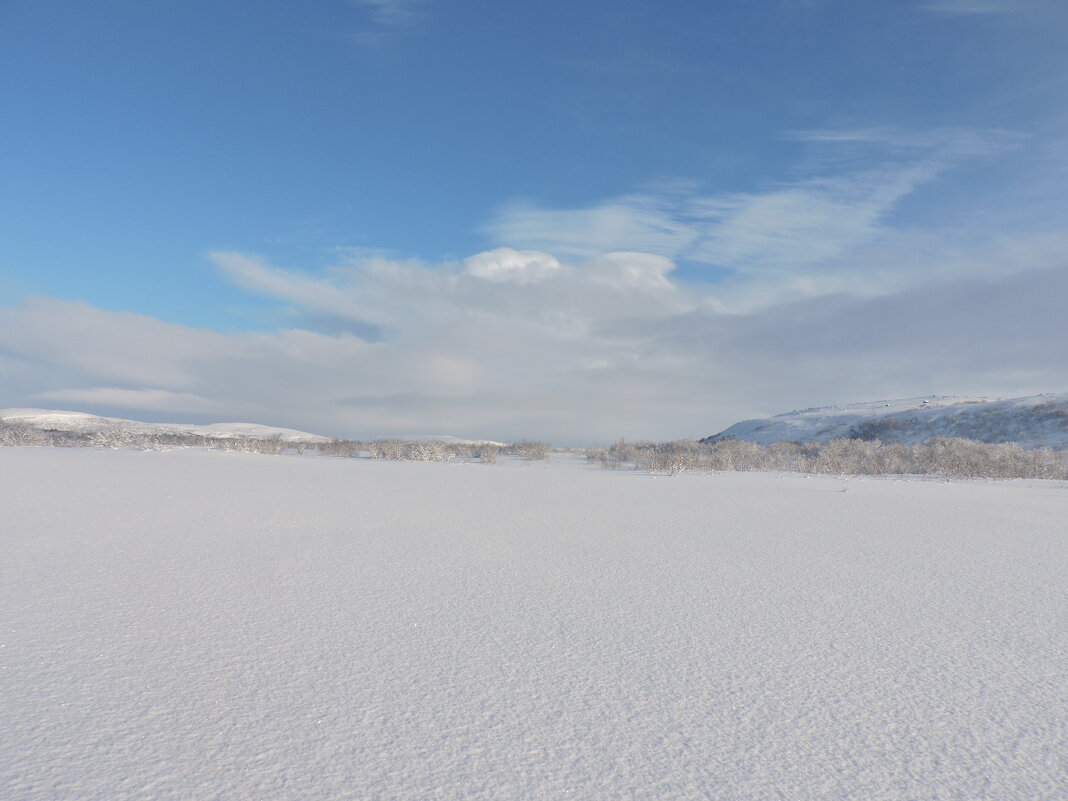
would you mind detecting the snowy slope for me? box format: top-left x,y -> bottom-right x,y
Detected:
2,447 -> 1066,801
703,393 -> 1068,449
0,408 -> 328,442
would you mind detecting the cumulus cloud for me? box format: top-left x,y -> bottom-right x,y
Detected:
464,248 -> 562,285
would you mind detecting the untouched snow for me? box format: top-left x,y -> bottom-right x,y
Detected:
0,408 -> 329,442
704,392 -> 1068,449
2,448 -> 1066,800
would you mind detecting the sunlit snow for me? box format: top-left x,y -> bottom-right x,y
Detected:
2,447 -> 1066,800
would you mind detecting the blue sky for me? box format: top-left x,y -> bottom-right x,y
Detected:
2,0 -> 1067,443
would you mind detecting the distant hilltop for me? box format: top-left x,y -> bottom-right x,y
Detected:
0,408 -> 329,443
0,408 -> 508,447
701,394 -> 1068,450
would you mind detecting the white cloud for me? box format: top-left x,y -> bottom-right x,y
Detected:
920,0 -> 1020,13
358,0 -> 424,27
685,165 -> 939,274
349,0 -> 427,47
4,127 -> 1063,443
3,234 -> 1066,444
484,127 -> 1034,312
464,248 -> 562,285
487,167 -> 941,308
586,252 -> 676,290
34,388 -> 227,416
212,250 -> 374,322
785,127 -> 1024,158
485,194 -> 701,259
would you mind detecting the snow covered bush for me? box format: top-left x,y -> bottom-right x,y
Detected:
704,438 -> 767,472
320,439 -> 364,457
404,441 -> 448,462
608,438 -> 640,468
509,440 -> 551,461
641,440 -> 700,475
0,421 -> 49,447
368,439 -> 406,460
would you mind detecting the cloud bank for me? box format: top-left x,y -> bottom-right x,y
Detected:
2,247 -> 1065,444
2,127 -> 1065,444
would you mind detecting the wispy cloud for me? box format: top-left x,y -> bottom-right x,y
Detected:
34,388 -> 227,416
212,251 -> 377,323
487,126 -> 1028,311
349,0 -> 427,47
785,127 -> 1025,157
485,194 -> 701,260
920,0 -> 1027,13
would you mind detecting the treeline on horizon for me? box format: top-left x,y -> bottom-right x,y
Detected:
0,421 -> 541,463
586,437 -> 1068,481
1,420 -> 1066,481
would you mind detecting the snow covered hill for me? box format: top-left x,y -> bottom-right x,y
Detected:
0,408 -> 328,443
702,393 -> 1068,449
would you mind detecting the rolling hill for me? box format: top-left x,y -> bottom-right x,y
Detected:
0,408 -> 328,443
701,393 -> 1068,450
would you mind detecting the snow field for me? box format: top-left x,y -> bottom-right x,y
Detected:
2,447 -> 1066,800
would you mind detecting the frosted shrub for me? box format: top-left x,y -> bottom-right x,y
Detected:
320,439 -> 364,457
475,443 -> 500,464
585,447 -> 609,467
510,440 -> 551,461
404,441 -> 448,462
444,443 -> 473,461
608,438 -> 640,469
368,439 -> 406,460
0,421 -> 50,447
810,438 -> 879,475
640,440 -> 700,475
766,441 -> 807,472
706,439 -> 766,472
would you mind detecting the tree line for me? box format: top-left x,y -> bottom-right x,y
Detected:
0,420 -> 547,464
585,436 -> 1068,480
3,418 -> 1066,479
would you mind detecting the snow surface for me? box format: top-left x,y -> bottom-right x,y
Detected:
705,393 -> 1068,449
2,447 -> 1066,800
0,408 -> 328,443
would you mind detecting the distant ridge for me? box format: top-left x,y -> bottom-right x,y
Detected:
701,394 -> 1068,450
0,408 -> 329,443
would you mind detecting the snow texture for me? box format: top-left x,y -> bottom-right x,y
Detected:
2,447 -> 1066,800
704,393 -> 1068,449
